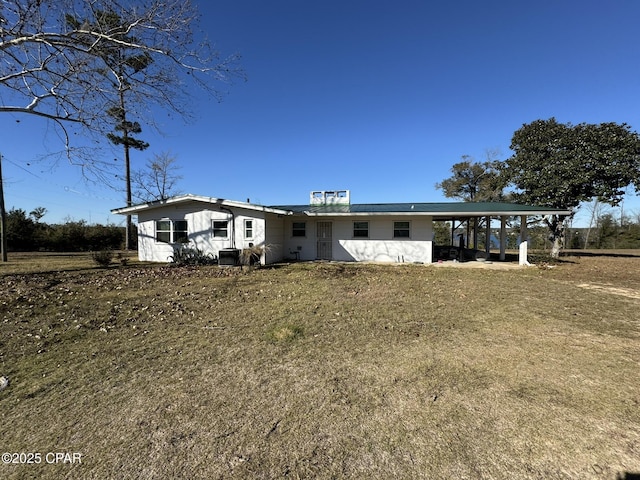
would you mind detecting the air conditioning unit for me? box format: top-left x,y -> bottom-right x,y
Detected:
218,248 -> 240,266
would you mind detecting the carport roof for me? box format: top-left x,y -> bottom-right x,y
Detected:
269,202 -> 573,217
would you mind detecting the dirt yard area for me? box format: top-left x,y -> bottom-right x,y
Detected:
0,252 -> 639,479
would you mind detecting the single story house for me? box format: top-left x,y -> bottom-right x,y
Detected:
111,190 -> 572,265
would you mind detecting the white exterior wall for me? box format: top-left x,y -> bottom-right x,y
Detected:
136,203 -> 434,264
137,212 -> 174,262
282,216 -> 433,263
264,213 -> 285,264
135,201 -> 269,263
282,219 -> 318,261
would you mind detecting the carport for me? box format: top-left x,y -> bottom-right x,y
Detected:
427,202 -> 573,264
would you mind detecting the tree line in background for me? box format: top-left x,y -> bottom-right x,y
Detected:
5,208 -> 126,252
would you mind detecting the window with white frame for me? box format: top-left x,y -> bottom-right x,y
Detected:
353,221 -> 369,238
292,222 -> 306,237
155,220 -> 188,243
394,221 -> 410,238
244,219 -> 254,239
212,220 -> 229,238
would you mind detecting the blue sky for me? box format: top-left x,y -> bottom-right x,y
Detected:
2,0 -> 640,227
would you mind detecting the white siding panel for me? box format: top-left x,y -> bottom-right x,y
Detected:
134,201 -> 271,263
190,209 -> 232,257
338,240 -> 432,263
282,218 -> 317,261
264,214 -> 284,264
137,211 -> 175,262
282,216 -> 434,263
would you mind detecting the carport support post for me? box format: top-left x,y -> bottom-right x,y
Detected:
499,216 -> 507,260
520,215 -> 528,245
485,216 -> 491,256
451,220 -> 456,245
473,217 -> 479,249
0,152 -> 7,262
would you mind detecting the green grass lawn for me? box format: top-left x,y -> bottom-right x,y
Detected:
1,254 -> 639,479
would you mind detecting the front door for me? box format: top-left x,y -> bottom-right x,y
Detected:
317,222 -> 332,260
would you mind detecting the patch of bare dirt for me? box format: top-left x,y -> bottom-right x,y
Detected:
576,283 -> 640,300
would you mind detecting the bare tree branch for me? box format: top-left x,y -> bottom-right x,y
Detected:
132,151 -> 182,202
1,0 -> 244,181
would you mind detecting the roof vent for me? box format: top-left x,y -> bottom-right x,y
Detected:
310,190 -> 350,205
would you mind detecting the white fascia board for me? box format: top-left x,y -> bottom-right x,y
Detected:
112,194 -> 292,216
429,210 -> 574,217
300,210 -> 573,217
219,198 -> 293,215
111,194 -> 202,214
301,211 -> 434,217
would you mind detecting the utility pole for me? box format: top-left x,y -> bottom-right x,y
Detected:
0,153 -> 8,262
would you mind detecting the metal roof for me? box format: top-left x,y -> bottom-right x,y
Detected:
112,195 -> 572,218
269,202 -> 573,217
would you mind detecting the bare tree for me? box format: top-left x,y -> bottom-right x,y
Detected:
582,199 -> 611,249
67,8 -> 152,249
132,152 -> 183,203
0,0 -> 243,257
2,1 -> 241,161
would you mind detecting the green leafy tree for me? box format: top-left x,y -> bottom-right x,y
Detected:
502,118 -> 640,257
6,208 -> 36,251
436,154 -> 505,202
433,221 -> 452,245
29,207 -> 47,222
29,207 -> 49,247
595,213 -> 619,249
436,152 -> 507,250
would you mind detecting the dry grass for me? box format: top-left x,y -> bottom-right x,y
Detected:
1,253 -> 639,479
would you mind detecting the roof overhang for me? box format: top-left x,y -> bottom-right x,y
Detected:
299,209 -> 573,217
112,196 -> 572,219
111,194 -> 292,216
278,202 -> 574,218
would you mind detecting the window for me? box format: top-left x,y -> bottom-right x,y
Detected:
156,220 -> 171,243
244,219 -> 253,239
173,221 -> 188,243
292,222 -> 306,237
353,221 -> 369,238
213,220 -> 228,238
394,221 -> 410,238
155,220 -> 188,243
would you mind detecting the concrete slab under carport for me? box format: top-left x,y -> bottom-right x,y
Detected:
430,259 -> 523,270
